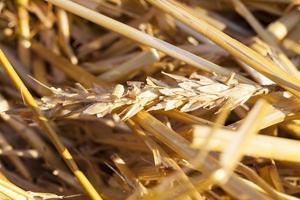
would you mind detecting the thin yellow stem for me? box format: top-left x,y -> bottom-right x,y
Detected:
16,0 -> 31,69
0,49 -> 103,200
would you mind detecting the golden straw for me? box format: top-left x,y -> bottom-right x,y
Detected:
0,49 -> 103,200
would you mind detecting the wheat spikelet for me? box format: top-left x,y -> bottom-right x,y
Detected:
40,72 -> 265,121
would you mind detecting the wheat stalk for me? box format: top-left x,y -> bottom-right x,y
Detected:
146,0 -> 300,97
231,0 -> 299,75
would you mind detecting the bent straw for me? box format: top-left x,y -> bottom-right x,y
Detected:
44,0 -> 255,85
146,0 -> 300,98
0,49 -> 103,200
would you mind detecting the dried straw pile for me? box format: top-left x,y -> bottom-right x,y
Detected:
0,0 -> 300,199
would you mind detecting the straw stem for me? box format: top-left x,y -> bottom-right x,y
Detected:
0,49 -> 103,200
45,0 -> 255,85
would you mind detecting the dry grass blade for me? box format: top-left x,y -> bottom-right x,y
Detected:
132,111 -> 268,200
231,0 -> 299,75
0,113 -> 67,170
32,58 -> 52,96
111,153 -> 148,196
219,100 -> 269,178
0,179 -> 34,200
56,8 -> 78,65
0,148 -> 39,158
0,45 -> 49,96
146,0 -> 300,97
236,164 -> 297,200
16,0 -> 31,69
152,109 -> 214,126
0,49 -> 103,200
44,0 -> 255,85
0,131 -> 31,180
98,49 -> 160,83
126,119 -> 203,199
31,42 -> 108,88
0,178 -> 68,200
193,101 -> 231,168
230,92 -> 300,129
0,95 -> 68,176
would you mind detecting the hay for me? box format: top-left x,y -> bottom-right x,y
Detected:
0,0 -> 300,199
